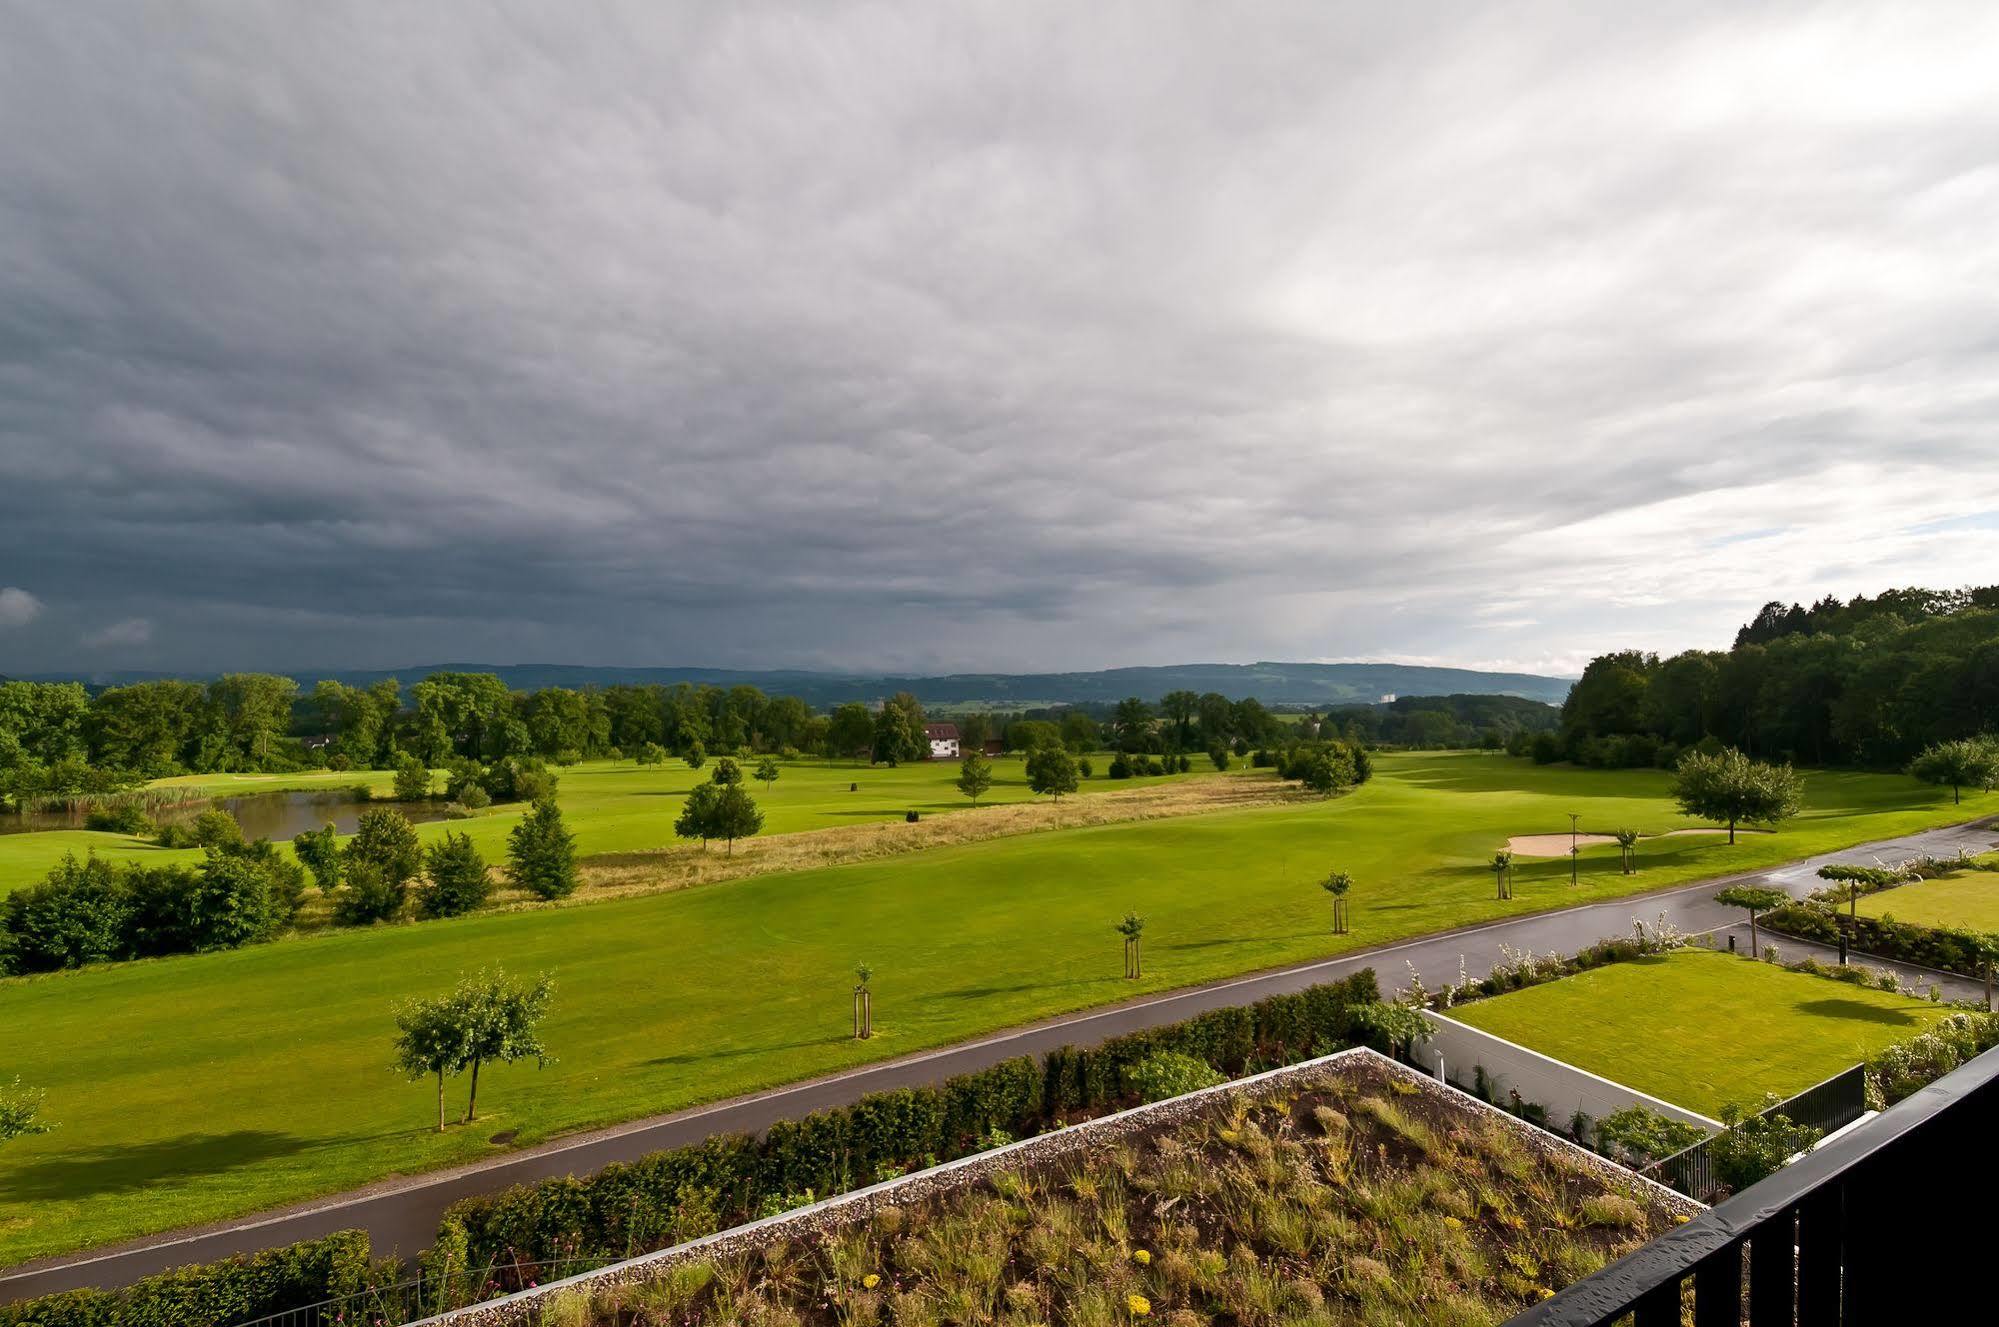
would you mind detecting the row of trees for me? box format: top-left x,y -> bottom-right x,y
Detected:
2,800 -> 578,975
1558,585 -> 1999,768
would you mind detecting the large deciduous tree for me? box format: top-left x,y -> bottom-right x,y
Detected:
826,703 -> 875,764
1908,738 -> 1999,805
1671,749 -> 1803,844
1025,747 -> 1078,801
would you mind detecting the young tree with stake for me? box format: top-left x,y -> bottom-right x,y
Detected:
1614,828 -> 1640,875
1322,870 -> 1353,934
1489,850 -> 1513,900
1715,884 -> 1790,959
458,968 -> 556,1125
852,962 -> 873,1039
1117,912 -> 1146,978
393,992 -> 472,1132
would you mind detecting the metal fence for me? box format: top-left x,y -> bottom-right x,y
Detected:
1644,1063 -> 1867,1204
1511,1042 -> 1999,1325
228,1258 -> 615,1327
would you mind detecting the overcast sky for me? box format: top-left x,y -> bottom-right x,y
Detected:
3,2 -> 1998,680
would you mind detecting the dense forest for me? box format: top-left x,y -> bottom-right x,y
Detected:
1558,585 -> 1999,768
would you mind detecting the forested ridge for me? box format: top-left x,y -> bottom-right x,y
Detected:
1559,585 -> 1999,768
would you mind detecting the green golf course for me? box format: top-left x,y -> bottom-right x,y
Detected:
0,752 -> 1987,1264
0,753 -> 1192,898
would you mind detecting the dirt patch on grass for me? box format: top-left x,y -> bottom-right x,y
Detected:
569,775 -> 1312,904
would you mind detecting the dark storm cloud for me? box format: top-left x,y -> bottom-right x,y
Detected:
3,1 -> 1998,675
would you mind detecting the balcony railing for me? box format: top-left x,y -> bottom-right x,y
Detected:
1507,1043 -> 1999,1325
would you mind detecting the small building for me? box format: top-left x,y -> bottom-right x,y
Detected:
924,722 -> 960,760
982,738 -> 1005,757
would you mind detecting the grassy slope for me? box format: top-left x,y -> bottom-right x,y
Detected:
0,756 -> 1184,897
1854,870 -> 1999,931
1450,949 -> 1950,1115
0,754 -> 1987,1263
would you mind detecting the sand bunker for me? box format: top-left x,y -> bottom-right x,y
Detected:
1505,827 -> 1766,856
1507,833 -> 1617,856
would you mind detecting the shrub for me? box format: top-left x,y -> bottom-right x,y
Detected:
84,802 -> 150,835
1209,746 -> 1230,771
1122,1050 -> 1225,1103
636,742 -> 668,766
418,832 -> 492,919
0,1230 -> 371,1327
1594,1106 -> 1706,1166
454,783 -> 492,810
554,748 -> 584,767
392,754 -> 434,802
904,810 -> 919,824
152,821 -> 198,849
1710,1099 -> 1820,1193
1177,753 -> 1192,773
342,807 -> 422,904
292,823 -> 342,892
179,852 -> 283,951
1,854 -> 134,972
1077,757 -> 1094,779
509,799 -> 577,900
189,809 -> 244,851
333,861 -> 405,925
1107,753 -> 1133,780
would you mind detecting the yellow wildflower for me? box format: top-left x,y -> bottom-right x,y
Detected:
862,1274 -> 880,1289
1443,1216 -> 1464,1230
1128,1293 -> 1152,1317
1132,1248 -> 1151,1265
1539,1288 -> 1555,1300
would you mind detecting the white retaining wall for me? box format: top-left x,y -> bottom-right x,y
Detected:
1420,1010 -> 1722,1134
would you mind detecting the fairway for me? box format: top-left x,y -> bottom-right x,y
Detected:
0,755 -> 1189,897
1853,871 -> 1999,932
1449,949 -> 1950,1116
0,753 -> 1987,1264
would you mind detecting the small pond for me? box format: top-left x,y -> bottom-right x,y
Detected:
0,788 -> 457,841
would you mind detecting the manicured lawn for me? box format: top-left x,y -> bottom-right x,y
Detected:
0,755 -> 1192,897
1854,871 -> 1999,932
1449,949 -> 1951,1116
0,755 -> 1986,1264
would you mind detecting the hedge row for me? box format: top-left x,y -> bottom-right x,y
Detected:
0,1231 -> 370,1327
1763,902 -> 1995,979
423,969 -> 1383,1296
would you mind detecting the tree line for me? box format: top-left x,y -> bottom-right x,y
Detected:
1,670 -> 1362,808
0,799 -> 578,976
1555,584 -> 1999,769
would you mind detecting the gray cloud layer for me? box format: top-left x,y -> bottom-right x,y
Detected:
3,2 -> 1998,675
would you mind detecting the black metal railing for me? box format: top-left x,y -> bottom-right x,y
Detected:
1645,1063 -> 1868,1203
1507,1042 -> 1999,1325
227,1258 -> 614,1327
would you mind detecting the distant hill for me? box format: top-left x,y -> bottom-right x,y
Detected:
20,661 -> 1572,707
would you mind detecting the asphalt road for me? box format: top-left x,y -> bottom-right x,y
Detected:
5,814 -> 1993,1302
